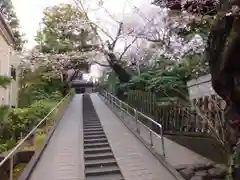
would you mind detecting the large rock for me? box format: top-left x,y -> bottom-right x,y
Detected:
208,167 -> 225,178
195,170 -> 208,179
193,163 -> 215,171
180,168 -> 195,179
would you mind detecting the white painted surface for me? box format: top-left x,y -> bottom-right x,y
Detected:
187,74 -> 217,100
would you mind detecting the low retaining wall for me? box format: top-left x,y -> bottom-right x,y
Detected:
166,134 -> 226,165
0,150 -> 34,180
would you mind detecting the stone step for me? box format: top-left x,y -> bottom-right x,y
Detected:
83,116 -> 98,120
85,158 -> 117,168
86,174 -> 124,180
84,138 -> 108,144
84,147 -> 112,154
85,152 -> 114,160
84,131 -> 105,136
84,126 -> 103,130
84,134 -> 106,139
83,121 -> 101,124
85,165 -> 121,176
84,124 -> 102,128
84,142 -> 109,149
84,114 -> 98,118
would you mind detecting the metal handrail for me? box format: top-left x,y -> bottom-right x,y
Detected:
102,91 -> 166,158
0,92 -> 71,179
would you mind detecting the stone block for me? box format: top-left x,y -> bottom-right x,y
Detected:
180,168 -> 195,179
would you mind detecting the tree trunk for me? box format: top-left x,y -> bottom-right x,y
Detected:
107,52 -> 132,99
224,106 -> 240,180
110,63 -> 131,83
206,10 -> 240,180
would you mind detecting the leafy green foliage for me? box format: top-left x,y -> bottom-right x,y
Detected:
0,0 -> 25,50
18,65 -> 66,107
0,76 -> 12,144
35,4 -> 96,54
8,99 -> 56,138
0,105 -> 10,120
0,98 -> 58,153
0,63 -> 67,152
0,75 -> 12,88
106,50 -> 211,103
119,71 -> 154,91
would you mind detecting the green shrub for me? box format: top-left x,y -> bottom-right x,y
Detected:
48,91 -> 62,101
29,99 -> 57,119
0,89 -> 72,153
0,105 -> 10,120
7,99 -> 57,139
0,139 -> 16,153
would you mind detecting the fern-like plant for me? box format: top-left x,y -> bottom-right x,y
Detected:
0,75 -> 12,89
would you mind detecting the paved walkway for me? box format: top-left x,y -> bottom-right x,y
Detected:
28,93 -> 208,180
102,96 -> 211,167
29,95 -> 84,180
91,94 -> 177,180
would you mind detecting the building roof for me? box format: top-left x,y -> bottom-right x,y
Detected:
0,12 -> 15,46
71,80 -> 94,86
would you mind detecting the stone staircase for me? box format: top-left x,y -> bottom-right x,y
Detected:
82,94 -> 124,180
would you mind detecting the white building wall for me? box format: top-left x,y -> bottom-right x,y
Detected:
10,52 -> 20,107
187,74 -> 217,100
0,34 -> 19,107
0,34 -> 11,105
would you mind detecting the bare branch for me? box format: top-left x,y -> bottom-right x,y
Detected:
90,22 -> 114,41
73,0 -> 113,44
111,22 -> 124,50
93,60 -> 110,67
119,37 -> 138,60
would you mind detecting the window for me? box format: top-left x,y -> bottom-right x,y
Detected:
11,65 -> 16,80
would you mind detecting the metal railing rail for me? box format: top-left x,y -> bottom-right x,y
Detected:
102,91 -> 166,158
0,92 -> 72,180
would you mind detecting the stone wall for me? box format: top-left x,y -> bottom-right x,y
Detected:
166,134 -> 226,165
0,150 -> 34,180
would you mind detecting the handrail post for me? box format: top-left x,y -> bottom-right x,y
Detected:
105,91 -> 109,103
113,96 -> 115,106
110,94 -> 113,106
103,91 -> 166,158
9,155 -> 13,180
119,99 -> 122,109
150,130 -> 153,146
161,127 -> 166,158
103,91 -> 106,100
119,100 -> 123,118
105,91 -> 108,101
135,109 -> 139,133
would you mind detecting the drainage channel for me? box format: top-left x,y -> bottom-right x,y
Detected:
82,94 -> 124,180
